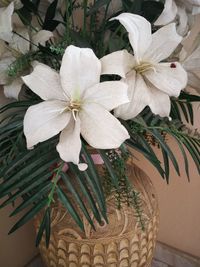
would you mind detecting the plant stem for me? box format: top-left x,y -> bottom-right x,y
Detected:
47,163 -> 64,207
65,0 -> 71,44
83,0 -> 88,38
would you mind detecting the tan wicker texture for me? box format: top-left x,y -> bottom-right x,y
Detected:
35,160 -> 159,267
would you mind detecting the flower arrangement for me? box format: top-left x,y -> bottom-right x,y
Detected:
0,0 -> 199,249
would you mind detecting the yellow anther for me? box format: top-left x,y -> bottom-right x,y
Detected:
134,62 -> 155,74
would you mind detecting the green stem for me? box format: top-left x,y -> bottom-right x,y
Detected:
65,0 -> 70,43
47,163 -> 64,207
83,0 -> 88,38
13,31 -> 39,49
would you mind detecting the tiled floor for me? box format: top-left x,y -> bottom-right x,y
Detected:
26,242 -> 200,267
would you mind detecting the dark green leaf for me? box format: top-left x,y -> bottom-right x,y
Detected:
35,207 -> 49,247
142,1 -> 164,23
8,198 -> 48,234
10,182 -> 51,217
71,165 -> 102,224
97,150 -> 119,188
149,129 -> 180,176
87,0 -> 111,15
43,0 -> 58,30
45,208 -> 51,247
60,172 -> 95,230
57,186 -> 84,231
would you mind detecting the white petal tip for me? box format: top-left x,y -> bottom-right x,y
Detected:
78,163 -> 88,171
168,116 -> 172,121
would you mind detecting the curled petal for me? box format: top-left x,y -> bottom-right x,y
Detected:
100,50 -> 134,78
24,100 -> 71,148
83,81 -> 129,111
143,23 -> 182,63
177,6 -> 188,36
56,117 -> 87,170
80,103 -> 129,149
148,85 -> 171,117
115,72 -> 150,120
154,0 -> 177,26
22,63 -> 66,101
0,3 -> 14,42
144,62 -> 188,97
111,13 -> 152,62
60,45 -> 101,98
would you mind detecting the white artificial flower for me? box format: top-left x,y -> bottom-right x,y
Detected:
0,2 -> 14,42
180,43 -> 200,93
0,26 -> 53,99
22,45 -> 130,170
0,0 -> 22,9
101,13 -> 187,119
155,0 -> 200,32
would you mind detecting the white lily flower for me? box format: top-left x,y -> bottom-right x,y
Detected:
22,45 -> 130,170
0,2 -> 14,42
155,0 -> 200,30
0,0 -> 22,9
180,44 -> 200,93
101,13 -> 187,119
0,26 -> 53,99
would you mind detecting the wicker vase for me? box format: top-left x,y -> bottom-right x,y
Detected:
35,159 -> 159,267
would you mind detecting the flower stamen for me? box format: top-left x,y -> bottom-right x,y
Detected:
134,62 -> 155,74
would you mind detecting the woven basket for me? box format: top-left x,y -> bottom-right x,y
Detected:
35,159 -> 159,267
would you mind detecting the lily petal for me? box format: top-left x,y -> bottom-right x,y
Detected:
148,85 -> 171,117
83,81 -> 129,111
80,103 -> 129,149
111,13 -> 152,62
22,63 -> 66,101
100,50 -> 134,78
56,117 -> 87,170
154,0 -> 177,26
60,45 -> 101,98
32,30 -> 53,51
182,45 -> 200,70
114,72 -> 150,120
143,23 -> 182,63
144,62 -> 188,97
4,77 -> 23,99
10,28 -> 30,54
177,6 -> 188,36
0,3 -> 14,42
24,100 -> 71,149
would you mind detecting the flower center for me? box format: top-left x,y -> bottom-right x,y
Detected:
69,100 -> 82,111
66,99 -> 82,121
134,62 -> 154,74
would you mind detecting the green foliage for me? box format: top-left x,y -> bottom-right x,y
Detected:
125,108 -> 200,182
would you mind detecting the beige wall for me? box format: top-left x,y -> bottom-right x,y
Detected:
0,205 -> 38,267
